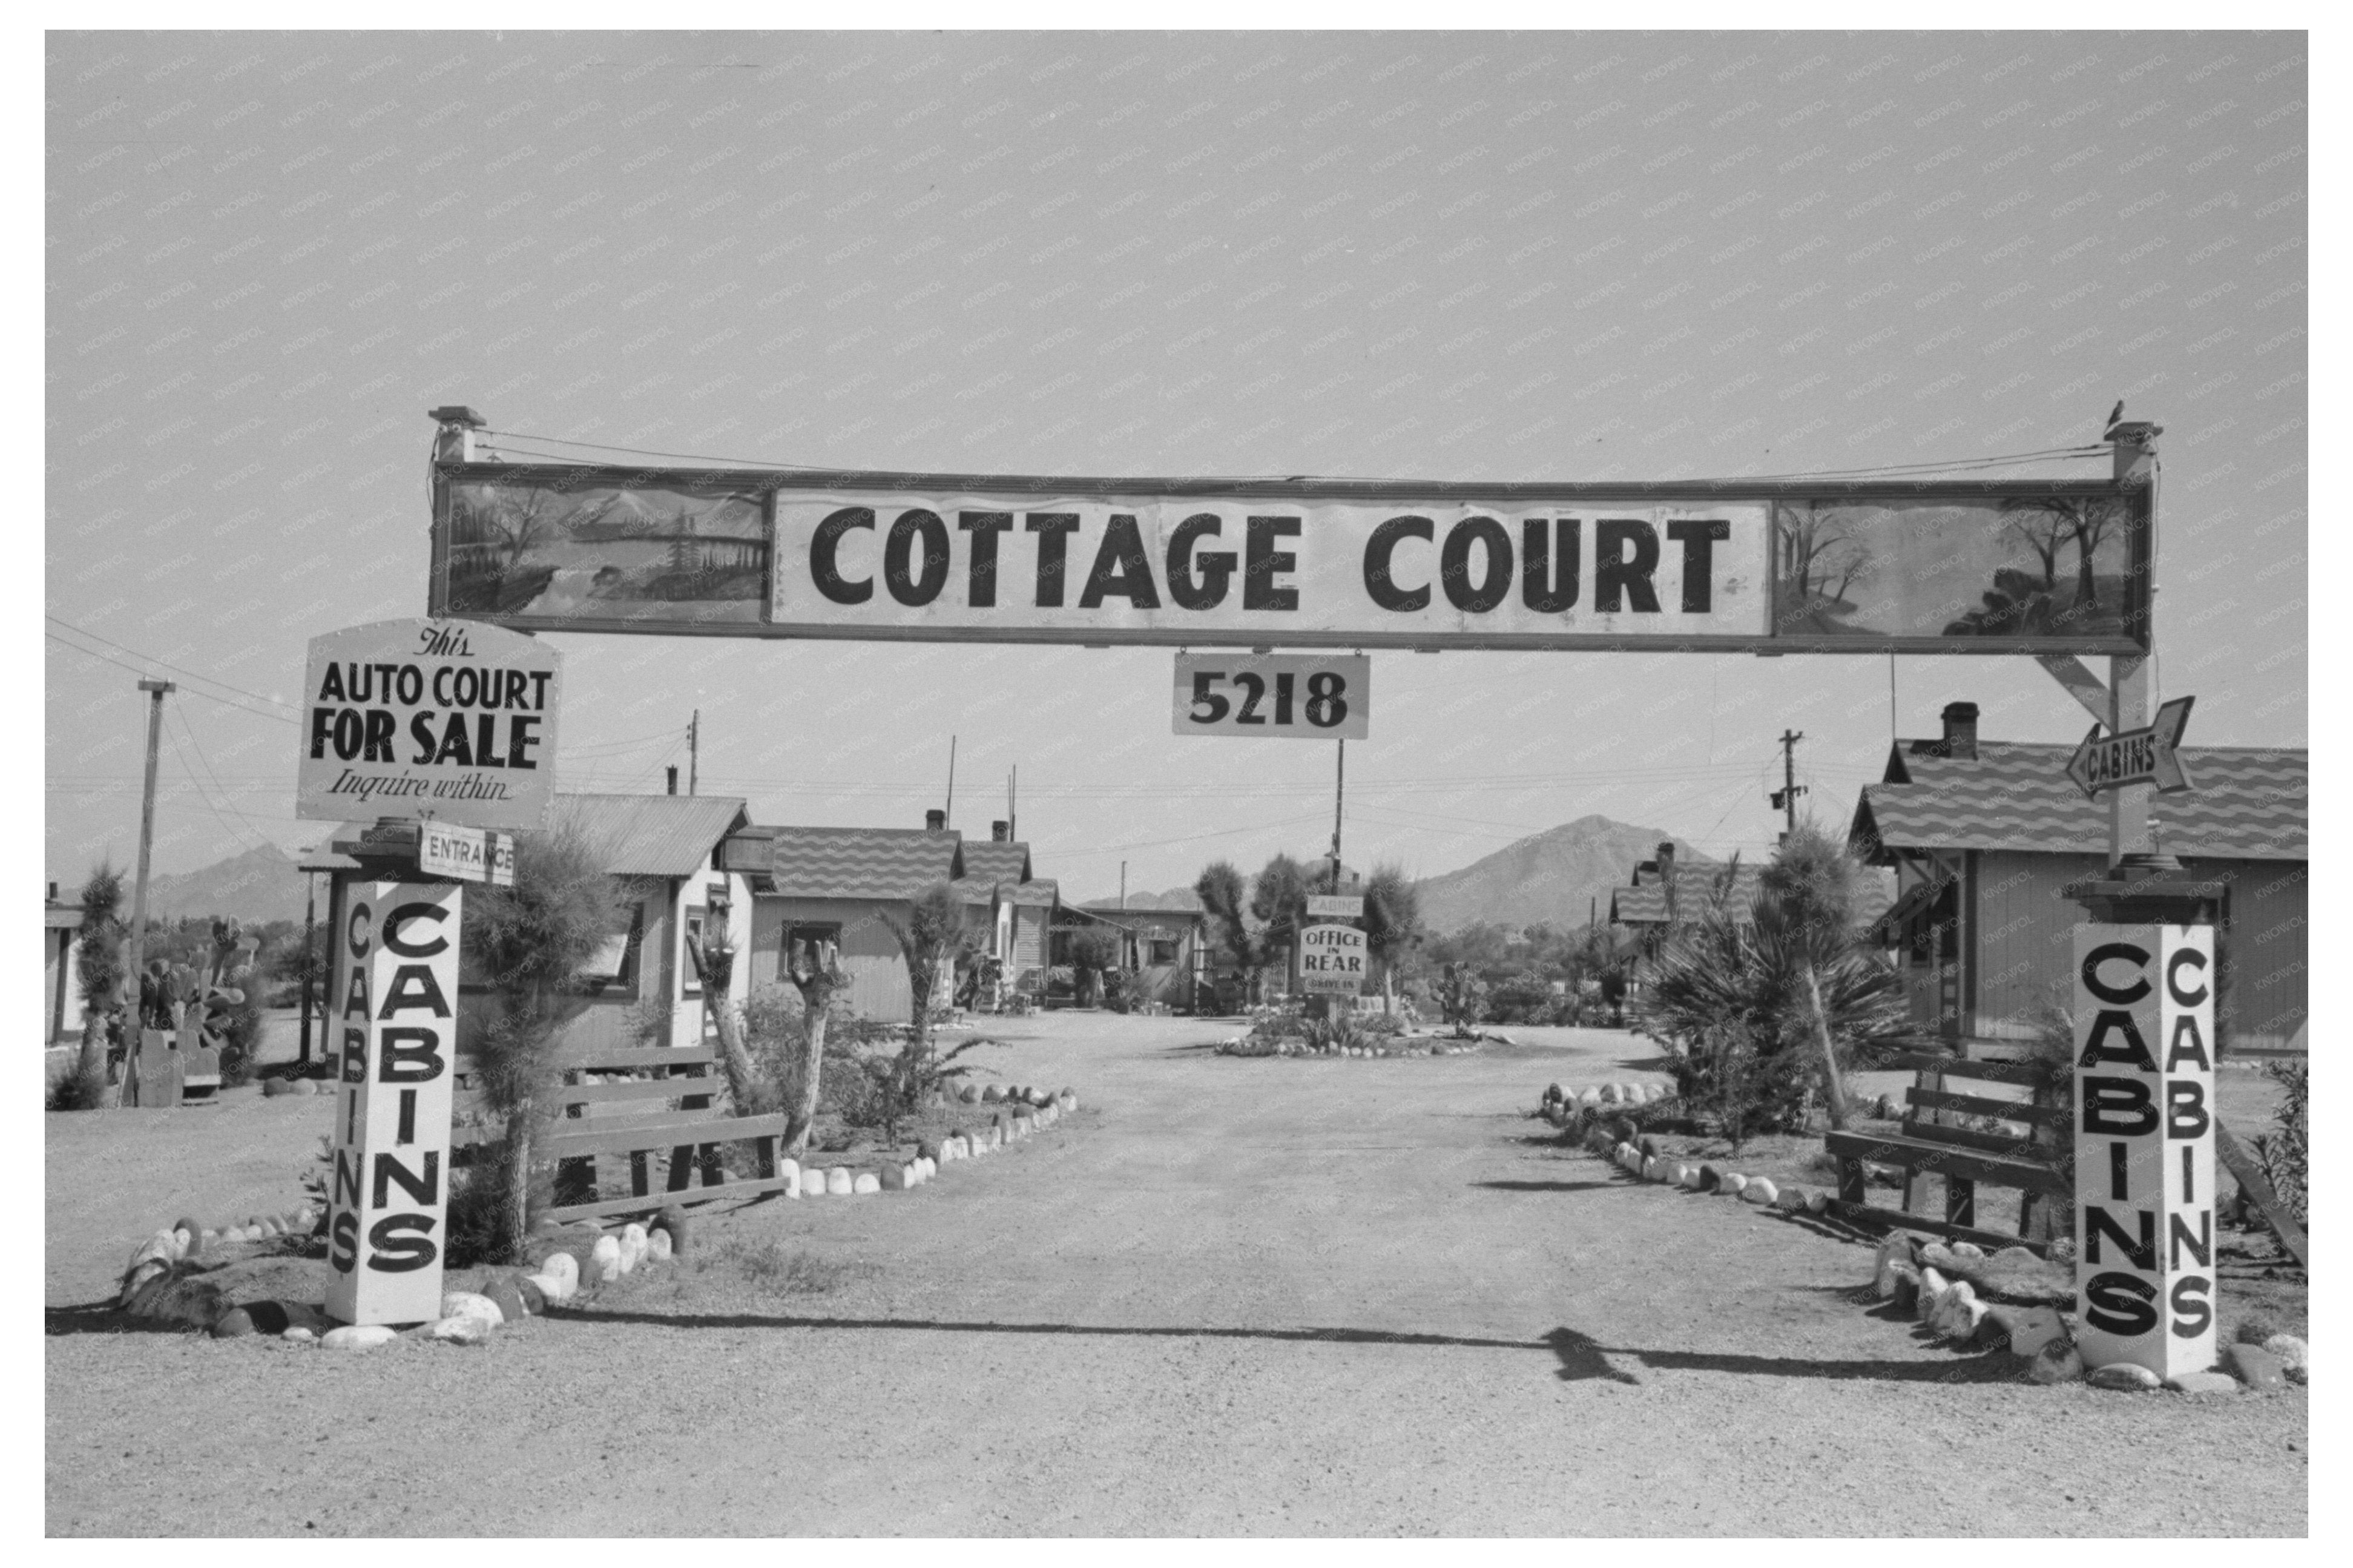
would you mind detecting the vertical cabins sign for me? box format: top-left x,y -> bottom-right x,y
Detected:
326,881 -> 461,1326
429,467 -> 2148,654
2071,924 -> 2217,1378
297,618 -> 561,829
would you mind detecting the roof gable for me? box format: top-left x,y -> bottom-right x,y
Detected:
762,826 -> 963,901
958,840 -> 1032,884
554,794 -> 751,878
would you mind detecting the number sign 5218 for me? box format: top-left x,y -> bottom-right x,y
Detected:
1171,653 -> 1369,740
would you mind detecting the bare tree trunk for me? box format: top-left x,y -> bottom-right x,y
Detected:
1803,961 -> 1852,1132
689,938 -> 761,1112
502,1098 -> 532,1264
782,998 -> 829,1156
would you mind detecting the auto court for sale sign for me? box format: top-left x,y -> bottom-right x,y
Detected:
297,618 -> 561,829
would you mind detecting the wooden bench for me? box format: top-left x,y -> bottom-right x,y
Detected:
452,1041 -> 795,1225
1824,1050 -> 2068,1256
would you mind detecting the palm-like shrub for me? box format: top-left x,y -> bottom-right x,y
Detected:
1642,845 -> 1905,1148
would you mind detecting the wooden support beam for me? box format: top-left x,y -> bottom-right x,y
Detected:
2036,654 -> 2111,723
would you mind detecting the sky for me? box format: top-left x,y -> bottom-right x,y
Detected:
44,28 -> 2307,904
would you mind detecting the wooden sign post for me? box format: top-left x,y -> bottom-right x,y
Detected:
324,880 -> 462,1327
2070,922 -> 2217,1379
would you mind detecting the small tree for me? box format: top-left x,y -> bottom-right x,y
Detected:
70,865 -> 127,1105
1250,852 -> 1313,992
880,883 -> 972,1111
780,935 -> 850,1156
460,822 -> 621,1263
1067,925 -> 1123,1008
1755,823 -> 1865,1130
1360,863 -> 1423,1015
1194,860 -> 1259,1007
1434,961 -> 1489,1037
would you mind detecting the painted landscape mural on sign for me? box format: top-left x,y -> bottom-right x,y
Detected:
443,477 -> 769,625
1772,495 -> 2137,644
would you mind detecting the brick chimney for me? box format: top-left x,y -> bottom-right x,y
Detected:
1941,701 -> 1980,760
991,820 -> 1010,842
925,809 -> 947,833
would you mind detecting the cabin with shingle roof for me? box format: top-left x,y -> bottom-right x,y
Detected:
730,809 -> 1058,1021
1849,702 -> 2306,1054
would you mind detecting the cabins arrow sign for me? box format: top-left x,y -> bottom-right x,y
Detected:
2065,696 -> 2196,798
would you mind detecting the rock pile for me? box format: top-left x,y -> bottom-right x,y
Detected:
1216,1035 -> 1478,1058
1866,1229 -> 2311,1394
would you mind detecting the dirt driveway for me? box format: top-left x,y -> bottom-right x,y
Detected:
47,1015 -> 2306,1537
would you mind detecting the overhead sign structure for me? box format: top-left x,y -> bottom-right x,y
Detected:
1298,923 -> 1368,995
298,618 -> 562,830
2066,696 -> 2194,798
419,822 -> 516,886
1306,894 -> 1364,920
327,880 -> 462,1326
1174,653 -> 1369,740
2071,923 -> 2216,1379
431,466 -> 2148,655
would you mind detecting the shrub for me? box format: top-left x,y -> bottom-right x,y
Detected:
1486,970 -> 1555,1025
460,821 -> 624,1262
1641,855 -> 1906,1150
2253,1058 -> 2308,1230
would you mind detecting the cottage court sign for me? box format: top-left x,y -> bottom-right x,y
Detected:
431,466 -> 2149,656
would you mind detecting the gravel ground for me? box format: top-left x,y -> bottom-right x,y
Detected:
47,1016 -> 2307,1537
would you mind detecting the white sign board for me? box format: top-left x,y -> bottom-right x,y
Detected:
418,822 -> 516,886
1306,894 -> 1364,919
2072,923 -> 2216,1379
1298,922 -> 1368,995
298,618 -> 561,830
327,881 -> 462,1326
1174,652 -> 1370,740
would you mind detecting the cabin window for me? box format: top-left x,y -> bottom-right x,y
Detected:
682,910 -> 706,996
1147,938 -> 1180,966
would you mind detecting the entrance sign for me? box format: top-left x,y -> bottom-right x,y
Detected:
327,880 -> 462,1326
2066,696 -> 2194,798
430,466 -> 2148,654
298,619 -> 562,830
419,822 -> 517,886
1306,894 -> 1364,919
1174,653 -> 1370,740
1298,923 -> 1368,995
2071,923 -> 2216,1379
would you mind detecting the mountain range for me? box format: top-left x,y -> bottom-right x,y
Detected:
130,843 -> 315,927
1074,815 -> 1708,934
112,814 -> 1708,938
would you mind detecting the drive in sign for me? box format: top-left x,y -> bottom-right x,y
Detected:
1299,923 -> 1367,995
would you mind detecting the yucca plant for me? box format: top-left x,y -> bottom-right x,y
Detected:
1642,840 -> 1905,1147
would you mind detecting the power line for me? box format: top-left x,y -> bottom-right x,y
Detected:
473,427 -> 2110,487
45,616 -> 300,714
46,630 -> 298,728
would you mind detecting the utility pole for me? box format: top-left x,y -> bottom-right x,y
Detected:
688,710 -> 699,795
1119,861 -> 1127,911
1007,766 -> 1016,842
122,679 -> 174,1033
1770,729 -> 1807,842
1329,739 -> 1346,891
298,868 -> 318,1068
944,734 -> 956,826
